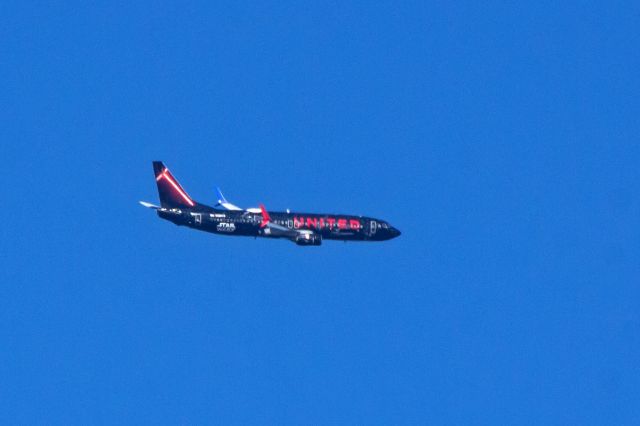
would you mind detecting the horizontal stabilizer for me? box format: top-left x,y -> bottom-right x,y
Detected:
139,201 -> 160,209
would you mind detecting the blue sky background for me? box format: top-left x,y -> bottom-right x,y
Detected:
1,1 -> 639,424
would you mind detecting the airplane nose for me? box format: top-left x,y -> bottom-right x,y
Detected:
390,227 -> 401,238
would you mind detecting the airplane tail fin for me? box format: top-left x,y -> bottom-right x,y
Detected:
152,161 -> 196,208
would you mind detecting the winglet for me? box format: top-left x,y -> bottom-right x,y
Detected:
259,204 -> 271,228
215,187 -> 228,205
214,187 -> 243,211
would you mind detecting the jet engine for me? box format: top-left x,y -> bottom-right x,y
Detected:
295,233 -> 322,246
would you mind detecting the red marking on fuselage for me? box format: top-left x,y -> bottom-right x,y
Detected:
290,216 -> 361,231
259,204 -> 270,228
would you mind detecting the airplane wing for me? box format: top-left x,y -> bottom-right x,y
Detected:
259,204 -> 321,245
216,187 -> 262,213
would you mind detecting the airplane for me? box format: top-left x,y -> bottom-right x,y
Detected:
140,161 -> 401,246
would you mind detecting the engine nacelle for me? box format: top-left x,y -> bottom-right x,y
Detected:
295,233 -> 322,246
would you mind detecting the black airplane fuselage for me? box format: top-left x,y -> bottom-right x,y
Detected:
157,205 -> 400,242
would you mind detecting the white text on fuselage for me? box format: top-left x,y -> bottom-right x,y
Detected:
217,222 -> 236,232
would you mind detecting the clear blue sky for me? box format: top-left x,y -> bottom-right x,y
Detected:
1,1 -> 638,424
